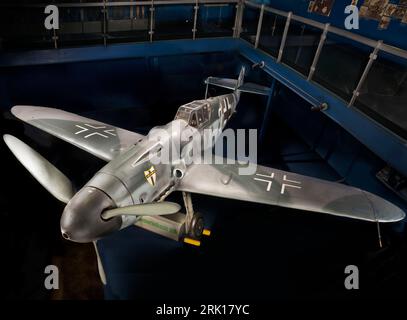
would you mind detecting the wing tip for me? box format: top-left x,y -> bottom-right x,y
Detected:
378,212 -> 406,223
11,105 -> 35,119
367,192 -> 406,223
11,105 -> 59,122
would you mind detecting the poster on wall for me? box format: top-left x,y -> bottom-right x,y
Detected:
359,0 -> 389,21
307,0 -> 335,16
392,5 -> 407,20
399,0 -> 407,23
380,3 -> 396,29
378,16 -> 391,29
359,0 -> 407,29
384,3 -> 398,17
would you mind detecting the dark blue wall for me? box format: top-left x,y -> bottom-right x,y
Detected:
0,52 -> 240,133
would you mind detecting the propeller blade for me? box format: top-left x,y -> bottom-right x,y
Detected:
102,201 -> 181,220
3,134 -> 75,203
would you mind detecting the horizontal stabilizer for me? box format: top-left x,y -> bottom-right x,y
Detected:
205,77 -> 238,90
238,82 -> 270,96
205,77 -> 270,96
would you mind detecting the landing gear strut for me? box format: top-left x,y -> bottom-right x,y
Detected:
183,192 -> 203,238
182,192 -> 210,246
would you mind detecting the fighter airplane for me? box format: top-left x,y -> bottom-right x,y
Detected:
4,66 -> 405,249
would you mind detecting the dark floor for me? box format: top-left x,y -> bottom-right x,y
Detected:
51,242 -> 103,300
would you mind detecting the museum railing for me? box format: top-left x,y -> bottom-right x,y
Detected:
240,0 -> 407,141
1,0 -> 406,141
0,0 -> 239,49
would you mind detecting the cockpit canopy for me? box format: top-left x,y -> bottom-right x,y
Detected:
175,100 -> 211,128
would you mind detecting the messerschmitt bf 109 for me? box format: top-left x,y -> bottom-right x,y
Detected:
3,67 -> 405,248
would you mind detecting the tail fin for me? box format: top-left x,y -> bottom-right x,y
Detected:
205,66 -> 269,96
236,66 -> 246,89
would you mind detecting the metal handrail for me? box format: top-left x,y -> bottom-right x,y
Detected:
0,0 -> 238,8
0,0 -> 239,47
240,0 -> 407,115
244,0 -> 407,61
239,0 -> 407,142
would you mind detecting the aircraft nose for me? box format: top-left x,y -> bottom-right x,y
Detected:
60,187 -> 122,243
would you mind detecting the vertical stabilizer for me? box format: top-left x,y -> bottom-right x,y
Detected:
236,66 -> 246,89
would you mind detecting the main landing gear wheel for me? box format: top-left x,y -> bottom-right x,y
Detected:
189,213 -> 204,239
182,192 -> 210,246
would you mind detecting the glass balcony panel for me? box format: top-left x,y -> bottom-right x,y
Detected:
154,5 -> 194,40
196,4 -> 235,38
312,33 -> 371,102
59,7 -> 84,37
106,5 -> 149,44
58,7 -> 104,47
354,52 -> 407,140
257,11 -> 286,58
108,4 -> 131,21
281,21 -> 322,76
240,5 -> 260,45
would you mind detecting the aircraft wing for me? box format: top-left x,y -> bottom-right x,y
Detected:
177,161 -> 405,223
11,105 -> 144,161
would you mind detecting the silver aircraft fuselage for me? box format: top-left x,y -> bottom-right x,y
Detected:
60,92 -> 239,242
6,66 -> 405,247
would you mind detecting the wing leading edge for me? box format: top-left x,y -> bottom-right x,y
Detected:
11,105 -> 145,161
177,161 -> 405,223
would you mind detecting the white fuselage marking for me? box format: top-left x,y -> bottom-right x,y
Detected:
254,172 -> 275,192
253,172 -> 303,194
75,123 -> 117,139
281,174 -> 302,194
